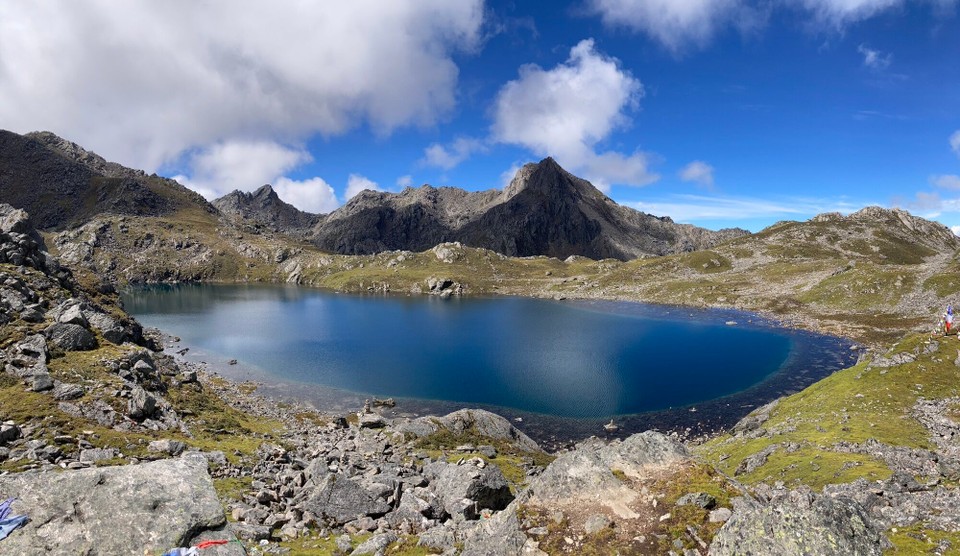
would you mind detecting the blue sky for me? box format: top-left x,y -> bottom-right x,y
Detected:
1,1 -> 959,232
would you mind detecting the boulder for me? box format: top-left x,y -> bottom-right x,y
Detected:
0,454 -> 242,555
148,439 -> 187,456
425,461 -> 514,520
709,489 -> 888,556
128,386 -> 157,420
45,322 -> 97,352
0,422 -> 22,444
397,409 -> 541,453
30,370 -> 54,392
52,382 -> 86,401
304,473 -> 391,526
57,303 -> 88,326
79,447 -> 119,463
350,532 -> 398,555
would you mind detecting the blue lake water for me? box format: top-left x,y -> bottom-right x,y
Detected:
123,284 -> 857,429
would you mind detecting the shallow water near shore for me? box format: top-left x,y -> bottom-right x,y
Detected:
124,283 -> 858,445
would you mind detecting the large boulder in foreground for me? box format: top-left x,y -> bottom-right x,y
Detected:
396,409 -> 541,453
0,453 -> 241,555
709,488 -> 888,556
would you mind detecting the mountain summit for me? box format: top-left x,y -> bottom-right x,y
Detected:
213,184 -> 319,234
310,157 -> 748,260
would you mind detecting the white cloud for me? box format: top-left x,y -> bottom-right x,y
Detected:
274,177 -> 340,214
589,0 -> 958,49
396,175 -> 414,188
678,161 -> 715,187
171,139 -> 338,213
345,174 -> 383,201
932,174 -> 960,190
422,137 -> 487,170
632,194 -> 863,223
0,1 -> 483,172
791,0 -> 959,27
857,44 -> 892,69
951,130 -> 960,157
587,0 -> 753,53
492,39 -> 657,191
952,225 -> 960,236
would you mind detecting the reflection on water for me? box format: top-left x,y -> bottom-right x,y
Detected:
125,284 -> 857,429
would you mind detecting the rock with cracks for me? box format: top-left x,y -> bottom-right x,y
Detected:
0,453 -> 241,555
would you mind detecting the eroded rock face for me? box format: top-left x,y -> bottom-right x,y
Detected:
709,488 -> 888,556
0,454 -> 241,555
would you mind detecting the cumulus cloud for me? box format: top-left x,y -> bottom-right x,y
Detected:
274,177 -> 340,214
171,139 -> 338,213
0,1 -> 483,171
492,39 -> 657,191
586,0 -> 755,53
931,175 -> 960,190
422,137 -> 487,170
679,161 -> 716,187
396,175 -> 414,188
857,44 -> 892,69
345,174 -> 383,201
951,130 -> 960,157
952,225 -> 960,236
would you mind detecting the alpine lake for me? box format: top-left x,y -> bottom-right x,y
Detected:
123,284 -> 858,447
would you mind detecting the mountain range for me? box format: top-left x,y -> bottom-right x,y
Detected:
0,129 -> 745,261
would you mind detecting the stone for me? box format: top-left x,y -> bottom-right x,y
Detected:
30,371 -> 54,392
359,413 -> 386,429
709,507 -> 733,523
128,386 -> 157,420
583,513 -> 612,535
15,334 -> 47,359
79,447 -> 118,463
709,489 -> 887,556
45,323 -> 97,352
52,382 -> 86,401
0,422 -> 22,444
84,311 -> 126,344
148,439 -> 187,456
336,534 -> 353,552
734,445 -> 777,476
425,460 -> 513,520
732,399 -> 780,435
0,454 -> 242,555
351,532 -> 398,555
229,522 -> 272,541
57,304 -> 88,326
676,492 -> 717,510
304,474 -> 391,526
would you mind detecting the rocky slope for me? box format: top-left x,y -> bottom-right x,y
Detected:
311,158 -> 748,260
0,130 -> 215,230
214,184 -> 320,236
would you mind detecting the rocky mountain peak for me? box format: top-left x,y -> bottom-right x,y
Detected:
213,184 -> 320,235
24,130 -> 144,180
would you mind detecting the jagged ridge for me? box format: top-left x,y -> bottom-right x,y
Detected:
310,157 -> 749,261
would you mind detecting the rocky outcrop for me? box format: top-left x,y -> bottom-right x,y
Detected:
462,431 -> 693,555
709,488 -> 888,555
397,408 -> 542,453
311,157 -> 747,261
213,184 -> 320,235
0,454 -> 242,555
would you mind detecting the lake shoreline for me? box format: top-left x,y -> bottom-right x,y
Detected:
144,286 -> 859,450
